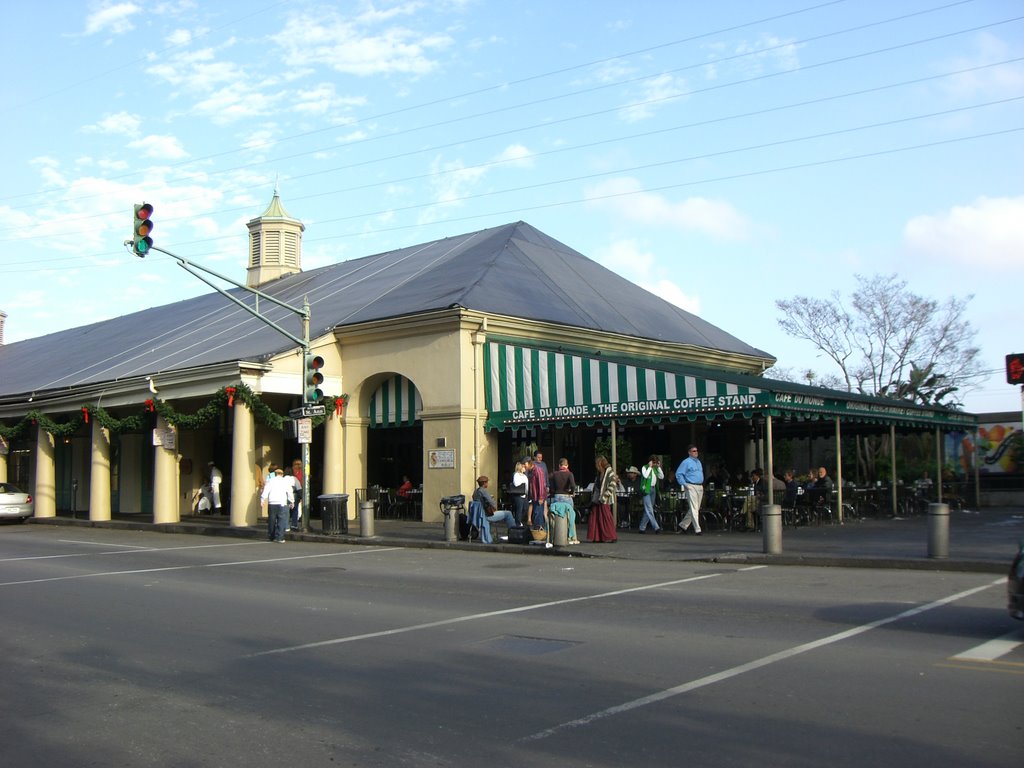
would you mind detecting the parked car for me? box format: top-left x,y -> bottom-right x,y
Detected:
0,482 -> 33,522
1010,541 -> 1024,620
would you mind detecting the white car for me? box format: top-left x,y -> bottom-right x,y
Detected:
0,483 -> 33,522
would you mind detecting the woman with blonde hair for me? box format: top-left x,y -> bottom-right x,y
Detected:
587,455 -> 619,543
510,460 -> 530,526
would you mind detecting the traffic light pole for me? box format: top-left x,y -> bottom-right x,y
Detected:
142,244 -> 315,532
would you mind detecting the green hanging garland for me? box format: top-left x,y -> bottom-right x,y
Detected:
0,383 -> 285,440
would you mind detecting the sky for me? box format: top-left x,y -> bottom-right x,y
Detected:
1,0 -> 1022,416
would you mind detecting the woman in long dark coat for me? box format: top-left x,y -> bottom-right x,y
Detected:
587,455 -> 619,543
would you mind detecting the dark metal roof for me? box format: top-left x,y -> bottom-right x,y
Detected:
0,221 -> 772,399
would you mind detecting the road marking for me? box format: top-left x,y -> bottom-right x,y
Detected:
59,539 -> 157,549
0,547 -> 402,586
523,577 -> 1004,742
951,628 -> 1024,662
0,540 -> 262,562
246,572 -> 725,658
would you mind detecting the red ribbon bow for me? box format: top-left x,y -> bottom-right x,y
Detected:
82,407 -> 89,424
145,399 -> 155,413
225,387 -> 236,408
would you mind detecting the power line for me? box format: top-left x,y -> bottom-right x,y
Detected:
1,18 -> 1019,245
4,124 -> 1018,274
0,0 -> 996,215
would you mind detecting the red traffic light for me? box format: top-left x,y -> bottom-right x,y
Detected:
1007,353 -> 1024,385
132,202 -> 154,257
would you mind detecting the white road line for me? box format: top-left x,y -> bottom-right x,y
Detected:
952,628 -> 1024,662
0,541 -> 262,562
523,577 -> 1004,742
246,572 -> 724,658
0,547 -> 402,586
59,539 -> 156,549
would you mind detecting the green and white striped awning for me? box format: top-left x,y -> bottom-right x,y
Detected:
484,342 -> 766,430
483,342 -> 976,431
368,374 -> 422,428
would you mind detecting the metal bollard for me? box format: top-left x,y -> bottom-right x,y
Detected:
928,502 -> 949,559
550,514 -> 568,546
359,499 -> 375,538
444,508 -> 458,542
761,504 -> 782,554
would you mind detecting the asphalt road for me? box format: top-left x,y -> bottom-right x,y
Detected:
1,525 -> 1020,768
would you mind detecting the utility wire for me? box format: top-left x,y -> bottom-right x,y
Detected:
0,0 -> 991,213
1,17 -> 1018,243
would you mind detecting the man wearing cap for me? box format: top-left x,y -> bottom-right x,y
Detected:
621,466 -> 641,495
260,465 -> 294,543
472,476 -> 522,529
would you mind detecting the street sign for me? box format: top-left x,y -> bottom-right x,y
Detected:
289,404 -> 326,418
296,418 -> 312,444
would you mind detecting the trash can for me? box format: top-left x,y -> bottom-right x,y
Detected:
319,493 -> 349,535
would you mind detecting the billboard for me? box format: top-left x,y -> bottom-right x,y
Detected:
951,420 -> 1024,475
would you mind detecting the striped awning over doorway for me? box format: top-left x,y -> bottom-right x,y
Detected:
484,341 -> 766,431
368,374 -> 422,428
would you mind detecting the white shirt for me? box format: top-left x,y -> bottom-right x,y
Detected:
261,474 -> 294,506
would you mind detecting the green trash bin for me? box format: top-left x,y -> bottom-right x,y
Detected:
319,493 -> 349,535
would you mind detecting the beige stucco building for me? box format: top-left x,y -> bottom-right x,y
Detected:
0,195 -> 976,527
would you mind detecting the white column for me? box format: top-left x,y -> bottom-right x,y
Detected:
89,420 -> 112,521
323,408 -> 344,494
152,416 -> 179,524
230,401 -> 258,528
35,426 -> 56,518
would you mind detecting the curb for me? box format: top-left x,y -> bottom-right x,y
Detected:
25,517 -> 1005,573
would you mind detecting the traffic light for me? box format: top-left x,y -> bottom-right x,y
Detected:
132,203 -> 154,257
304,353 -> 325,403
1007,353 -> 1024,385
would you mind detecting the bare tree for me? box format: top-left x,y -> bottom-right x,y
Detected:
775,274 -> 980,406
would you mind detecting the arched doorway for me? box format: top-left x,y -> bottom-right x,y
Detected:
365,373 -> 424,496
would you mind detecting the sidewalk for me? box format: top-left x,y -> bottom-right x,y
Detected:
31,506 -> 1023,574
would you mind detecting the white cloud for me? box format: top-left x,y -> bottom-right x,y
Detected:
272,11 -> 452,76
167,28 -> 192,46
292,83 -> 366,116
127,134 -> 189,159
619,74 -> 688,123
595,239 -> 701,314
904,196 -> 1024,271
83,111 -> 141,136
84,2 -> 139,37
494,144 -> 534,168
940,32 -> 1024,99
192,85 -> 282,125
585,177 -> 752,240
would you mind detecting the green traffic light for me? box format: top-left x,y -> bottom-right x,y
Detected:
132,203 -> 154,257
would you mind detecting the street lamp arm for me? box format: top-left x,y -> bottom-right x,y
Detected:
151,245 -> 311,325
174,257 -> 306,348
